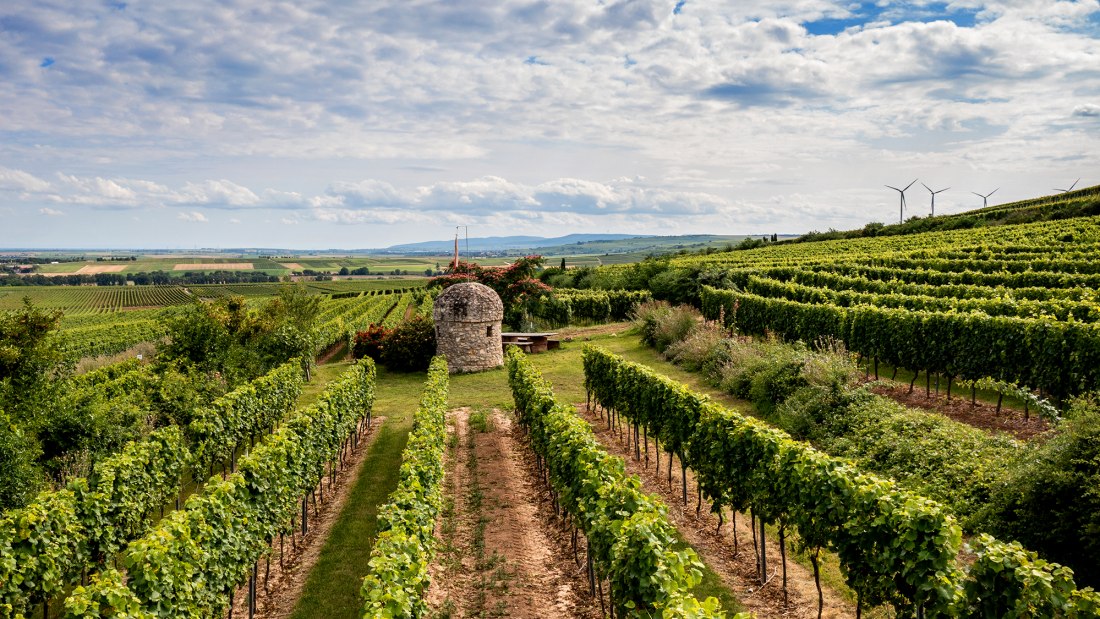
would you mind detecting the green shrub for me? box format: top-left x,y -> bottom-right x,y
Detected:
976,398 -> 1100,587
380,317 -> 436,372
664,322 -> 726,372
0,410 -> 40,510
634,301 -> 700,353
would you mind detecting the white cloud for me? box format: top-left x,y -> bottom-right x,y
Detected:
317,175 -> 736,219
176,180 -> 260,207
0,167 -> 51,193
1074,104 -> 1100,118
177,211 -> 208,222
39,207 -> 64,216
0,0 -> 1097,246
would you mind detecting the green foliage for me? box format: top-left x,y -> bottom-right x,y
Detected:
976,398 -> 1100,587
644,310 -> 1021,525
0,299 -> 66,411
528,288 -> 652,327
507,347 -> 722,617
160,287 -> 323,386
0,410 -> 40,510
633,301 -> 701,353
360,357 -> 448,618
76,426 -> 191,564
584,346 -> 967,613
819,394 -> 1018,525
187,360 -> 305,472
0,488 -> 86,614
584,345 -> 1100,616
256,285 -> 323,375
961,533 -> 1082,618
64,569 -> 156,619
0,357 -> 309,618
64,359 -> 377,618
380,317 -> 437,373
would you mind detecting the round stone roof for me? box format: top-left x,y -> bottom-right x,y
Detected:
433,281 -> 504,323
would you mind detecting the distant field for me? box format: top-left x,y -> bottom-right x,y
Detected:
173,262 -> 253,270
76,264 -> 128,274
19,249 -> 660,279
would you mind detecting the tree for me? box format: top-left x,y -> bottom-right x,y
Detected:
560,257 -> 567,270
0,299 -> 66,422
431,256 -> 551,327
161,289 -> 319,385
257,285 -> 322,379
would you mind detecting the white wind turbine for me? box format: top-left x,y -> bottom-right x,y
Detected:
922,183 -> 949,217
1054,179 -> 1080,193
886,179 -> 918,224
972,188 -> 999,208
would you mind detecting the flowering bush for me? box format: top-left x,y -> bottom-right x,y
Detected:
431,256 -> 551,327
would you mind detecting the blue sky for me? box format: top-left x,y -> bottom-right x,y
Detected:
1,0 -> 1099,249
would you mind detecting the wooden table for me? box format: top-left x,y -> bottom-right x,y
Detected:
501,332 -> 560,354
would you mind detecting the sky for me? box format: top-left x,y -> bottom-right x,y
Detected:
1,0 -> 1099,250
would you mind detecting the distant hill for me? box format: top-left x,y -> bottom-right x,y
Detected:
790,184 -> 1100,246
382,234 -> 642,253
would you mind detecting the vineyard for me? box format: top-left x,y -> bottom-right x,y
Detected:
582,345 -> 1100,616
0,286 -> 192,313
0,281 -> 426,315
1,287 -> 426,364
0,360 -> 308,618
6,191 -> 1100,618
666,214 -> 1100,400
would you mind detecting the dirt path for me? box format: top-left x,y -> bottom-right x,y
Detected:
426,408 -> 599,619
870,382 -> 1049,441
225,417 -> 386,619
315,342 -> 349,366
577,403 -> 857,619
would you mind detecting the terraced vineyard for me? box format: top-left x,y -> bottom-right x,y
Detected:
675,212 -> 1100,400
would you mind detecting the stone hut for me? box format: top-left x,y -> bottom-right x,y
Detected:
433,282 -> 504,373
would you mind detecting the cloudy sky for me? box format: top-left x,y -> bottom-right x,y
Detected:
1,1 -> 1098,249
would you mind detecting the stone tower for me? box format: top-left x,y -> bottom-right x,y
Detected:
433,282 -> 504,373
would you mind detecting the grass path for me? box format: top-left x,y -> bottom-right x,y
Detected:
289,368 -> 423,619
291,329 -> 748,617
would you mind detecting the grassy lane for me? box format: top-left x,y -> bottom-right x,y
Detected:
297,360 -> 354,407
292,330 -> 746,617
289,368 -> 423,619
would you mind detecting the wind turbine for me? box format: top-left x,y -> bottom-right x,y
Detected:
922,183 -> 949,217
886,179 -> 918,224
971,188 -> 998,208
1054,179 -> 1080,193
